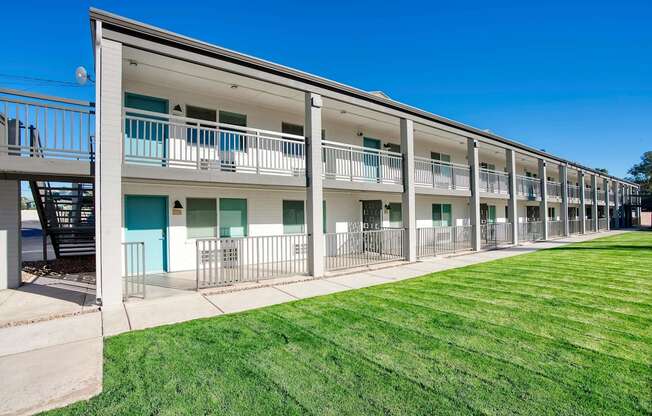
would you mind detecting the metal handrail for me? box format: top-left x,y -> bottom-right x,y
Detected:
322,139 -> 401,157
414,157 -> 470,190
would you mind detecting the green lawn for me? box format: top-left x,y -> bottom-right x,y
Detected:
48,232 -> 652,415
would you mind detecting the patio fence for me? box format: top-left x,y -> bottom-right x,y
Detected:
518,221 -> 544,242
416,225 -> 473,257
414,157 -> 470,190
122,242 -> 146,299
569,219 -> 582,234
481,223 -> 513,249
325,228 -> 404,271
598,218 -> 608,230
548,220 -> 563,238
196,234 -> 308,288
586,220 -> 596,233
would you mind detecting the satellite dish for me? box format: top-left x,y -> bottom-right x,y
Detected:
75,66 -> 90,85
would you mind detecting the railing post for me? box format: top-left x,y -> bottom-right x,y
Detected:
538,159 -> 548,240
506,149 -> 518,245
349,146 -> 353,182
400,118 -> 416,262
468,138 -> 481,251
255,131 -> 260,175
305,92 -> 324,277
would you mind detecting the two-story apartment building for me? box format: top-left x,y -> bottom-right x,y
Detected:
0,9 -> 642,307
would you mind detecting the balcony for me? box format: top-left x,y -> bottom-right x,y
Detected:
516,175 -> 541,199
568,185 -> 581,202
0,89 -> 95,177
479,168 -> 509,196
547,181 -> 561,200
414,157 -> 470,193
322,140 -> 402,189
123,111 -> 306,183
596,190 -> 606,204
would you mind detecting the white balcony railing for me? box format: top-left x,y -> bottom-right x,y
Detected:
322,140 -> 402,185
516,175 -> 541,198
568,185 -> 581,200
597,190 -> 606,203
414,157 -> 470,190
479,168 -> 509,195
1,89 -> 95,161
123,110 -> 305,177
547,181 -> 561,198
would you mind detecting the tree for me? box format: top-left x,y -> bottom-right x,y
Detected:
595,168 -> 609,174
626,151 -> 652,193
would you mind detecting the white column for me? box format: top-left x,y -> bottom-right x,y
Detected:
0,180 -> 21,290
400,118 -> 416,262
468,138 -> 481,250
305,92 -> 324,277
506,149 -> 518,245
613,182 -> 621,229
539,159 -> 548,240
591,174 -> 598,232
560,165 -> 569,236
95,26 -> 124,307
604,178 -> 610,230
579,171 -> 586,234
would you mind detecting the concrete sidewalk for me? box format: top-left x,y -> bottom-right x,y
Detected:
103,230 -> 628,336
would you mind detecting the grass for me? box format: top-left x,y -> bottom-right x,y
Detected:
47,232 -> 652,415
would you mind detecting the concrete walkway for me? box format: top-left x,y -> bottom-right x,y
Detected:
0,229 -> 627,415
103,230 -> 628,336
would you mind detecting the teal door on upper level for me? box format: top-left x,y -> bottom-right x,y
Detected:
124,93 -> 169,164
363,137 -> 381,181
124,195 -> 168,273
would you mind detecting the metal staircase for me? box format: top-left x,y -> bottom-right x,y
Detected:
30,181 -> 95,258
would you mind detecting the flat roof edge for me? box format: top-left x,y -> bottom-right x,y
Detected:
88,8 -> 637,186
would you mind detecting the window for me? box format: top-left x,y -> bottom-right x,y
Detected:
480,162 -> 496,171
505,206 -> 509,220
219,198 -> 247,238
186,198 -> 217,239
282,122 -> 304,156
432,203 -> 452,226
526,206 -> 540,221
283,200 -> 305,234
432,152 -> 452,179
525,171 -> 538,178
385,143 -> 401,153
186,105 -> 217,145
548,206 -> 556,219
388,203 -> 402,227
219,111 -> 247,153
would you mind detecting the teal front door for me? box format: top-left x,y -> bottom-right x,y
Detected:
363,137 -> 381,181
124,93 -> 169,164
124,195 -> 168,273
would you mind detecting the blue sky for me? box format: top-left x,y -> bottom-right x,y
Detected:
2,0 -> 650,181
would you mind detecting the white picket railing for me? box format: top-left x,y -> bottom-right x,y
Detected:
547,181 -> 561,198
325,228 -> 404,270
414,157 -> 470,190
195,234 -> 308,288
568,185 -> 581,200
123,110 -> 305,177
416,225 -> 473,257
479,169 -> 509,195
569,219 -> 582,234
548,220 -> 563,238
516,175 -> 541,198
518,221 -> 543,242
481,223 -> 513,248
0,89 -> 94,161
598,218 -> 608,230
322,140 -> 402,185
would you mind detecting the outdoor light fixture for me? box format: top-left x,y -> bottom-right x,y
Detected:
172,104 -> 183,113
174,200 -> 183,209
